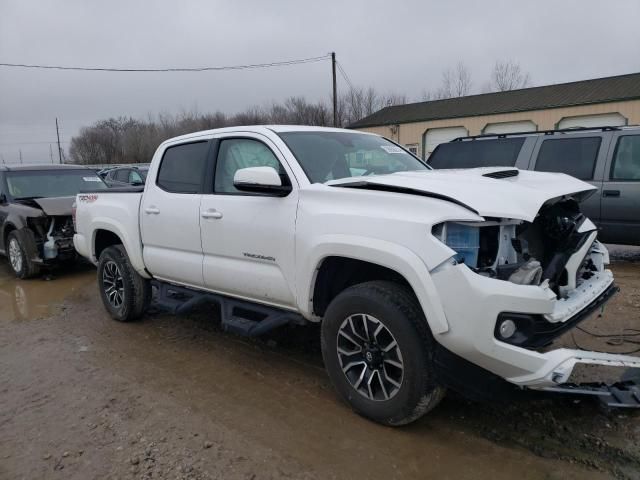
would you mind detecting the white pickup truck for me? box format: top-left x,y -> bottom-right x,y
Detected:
74,125 -> 640,425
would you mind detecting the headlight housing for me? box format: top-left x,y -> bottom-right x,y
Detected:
432,222 -> 480,268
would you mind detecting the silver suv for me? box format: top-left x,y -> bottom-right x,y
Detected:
428,126 -> 640,246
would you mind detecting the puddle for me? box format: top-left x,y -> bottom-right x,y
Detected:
0,260 -> 96,321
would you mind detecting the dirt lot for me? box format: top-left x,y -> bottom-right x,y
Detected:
1,253 -> 639,480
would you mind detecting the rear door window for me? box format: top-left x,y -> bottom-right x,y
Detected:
533,137 -> 601,180
157,141 -> 210,194
428,137 -> 525,169
610,135 -> 640,180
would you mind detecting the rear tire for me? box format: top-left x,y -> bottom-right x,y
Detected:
97,245 -> 150,322
7,230 -> 41,279
321,281 -> 445,426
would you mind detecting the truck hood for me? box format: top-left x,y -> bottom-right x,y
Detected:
30,196 -> 75,216
328,167 -> 596,222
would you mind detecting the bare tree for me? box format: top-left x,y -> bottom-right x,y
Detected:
381,92 -> 408,107
68,86 -> 406,164
490,60 -> 531,91
419,89 -> 433,102
435,62 -> 472,99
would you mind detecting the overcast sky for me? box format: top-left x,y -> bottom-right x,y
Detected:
1,0 -> 639,164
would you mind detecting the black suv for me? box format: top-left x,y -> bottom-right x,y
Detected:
428,126 -> 640,245
0,164 -> 108,278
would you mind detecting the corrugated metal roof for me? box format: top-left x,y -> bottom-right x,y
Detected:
348,72 -> 640,129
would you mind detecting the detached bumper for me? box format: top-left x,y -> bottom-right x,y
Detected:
542,375 -> 640,408
506,348 -> 640,388
431,261 -> 640,395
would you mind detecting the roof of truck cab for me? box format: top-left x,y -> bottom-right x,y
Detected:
160,125 -> 378,146
0,164 -> 94,172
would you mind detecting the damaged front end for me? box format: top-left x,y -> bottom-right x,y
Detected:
432,199 -> 640,408
27,215 -> 76,264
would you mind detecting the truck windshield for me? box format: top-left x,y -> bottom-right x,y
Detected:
278,131 -> 428,183
6,170 -> 108,199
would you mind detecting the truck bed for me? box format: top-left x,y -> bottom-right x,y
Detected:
74,189 -> 147,275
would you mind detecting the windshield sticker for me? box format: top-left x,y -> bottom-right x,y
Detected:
83,176 -> 102,182
380,145 -> 404,154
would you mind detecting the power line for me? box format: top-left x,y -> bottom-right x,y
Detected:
0,140 -> 70,145
336,61 -> 355,92
0,55 -> 330,73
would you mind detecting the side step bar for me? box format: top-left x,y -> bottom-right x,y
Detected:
151,280 -> 306,337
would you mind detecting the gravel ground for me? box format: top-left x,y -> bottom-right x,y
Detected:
0,255 -> 638,480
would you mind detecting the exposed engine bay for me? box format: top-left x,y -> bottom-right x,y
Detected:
27,215 -> 76,262
433,199 -> 605,300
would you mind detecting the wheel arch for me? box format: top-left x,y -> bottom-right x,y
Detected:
88,218 -> 148,278
93,229 -> 124,260
2,221 -> 17,250
301,236 -> 449,334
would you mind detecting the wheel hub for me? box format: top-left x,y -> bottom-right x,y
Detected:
8,238 -> 22,273
364,346 -> 383,368
102,260 -> 125,308
336,314 -> 404,402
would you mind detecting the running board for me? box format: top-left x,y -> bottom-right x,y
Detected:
152,281 -> 306,337
542,378 -> 640,408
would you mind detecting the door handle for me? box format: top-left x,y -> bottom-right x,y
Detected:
201,209 -> 223,219
602,190 -> 621,198
144,206 -> 160,214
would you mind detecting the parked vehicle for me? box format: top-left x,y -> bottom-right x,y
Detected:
99,165 -> 149,187
428,126 -> 640,245
74,126 -> 640,425
0,164 -> 108,278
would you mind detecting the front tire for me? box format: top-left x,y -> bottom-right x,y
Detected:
7,230 -> 41,279
321,281 -> 445,426
97,245 -> 150,322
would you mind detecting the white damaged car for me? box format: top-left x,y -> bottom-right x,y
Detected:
73,126 -> 640,425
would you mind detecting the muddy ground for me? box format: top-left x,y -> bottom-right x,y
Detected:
0,250 -> 639,480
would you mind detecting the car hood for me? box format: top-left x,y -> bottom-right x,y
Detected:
30,196 -> 75,216
327,167 -> 596,222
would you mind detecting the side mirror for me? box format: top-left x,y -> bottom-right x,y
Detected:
233,167 -> 292,196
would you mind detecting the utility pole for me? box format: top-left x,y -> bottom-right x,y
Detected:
331,52 -> 337,127
56,118 -> 62,163
50,144 -> 54,163
19,149 -> 23,164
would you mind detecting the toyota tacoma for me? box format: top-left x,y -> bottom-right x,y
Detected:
73,126 -> 640,425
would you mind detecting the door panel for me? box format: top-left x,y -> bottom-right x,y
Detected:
141,141 -> 210,286
141,189 -> 203,286
600,134 -> 640,245
200,135 -> 298,308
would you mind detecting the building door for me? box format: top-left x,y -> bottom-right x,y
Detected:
557,113 -> 626,129
423,126 -> 468,159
